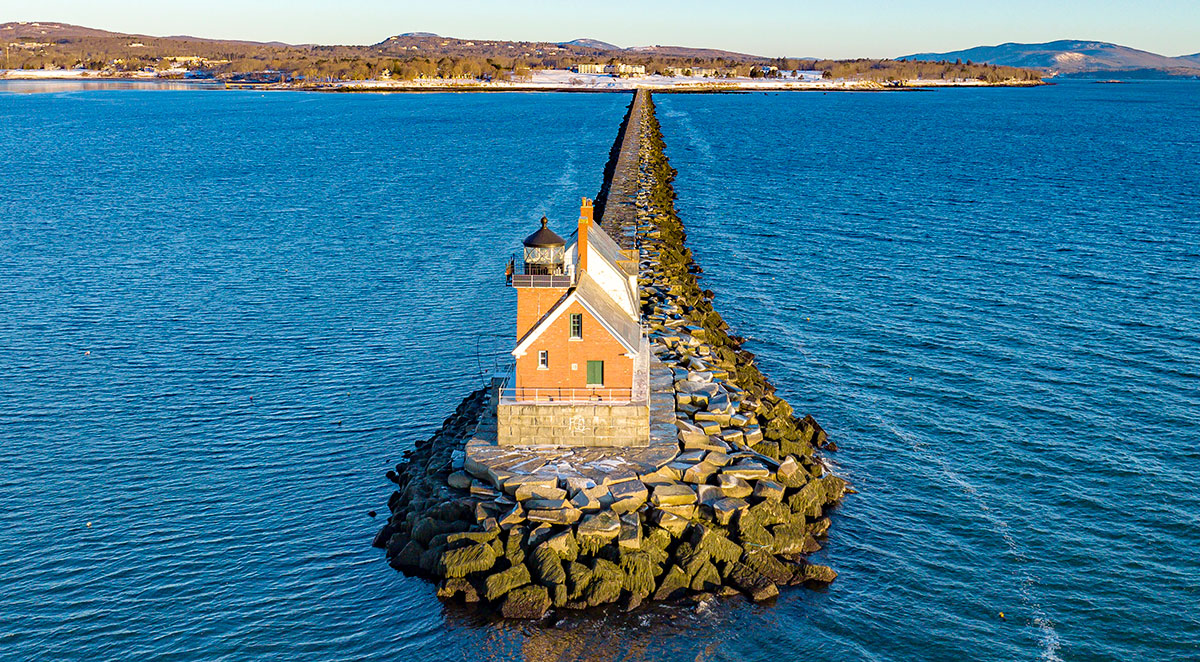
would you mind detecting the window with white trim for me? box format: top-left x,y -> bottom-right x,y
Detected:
538,350 -> 548,369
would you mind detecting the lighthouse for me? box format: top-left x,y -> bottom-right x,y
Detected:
497,198 -> 650,447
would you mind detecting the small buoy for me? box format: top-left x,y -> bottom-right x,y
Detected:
999,612 -> 1006,619
86,522 -> 92,527
909,377 -> 913,381
84,351 -> 90,355
368,510 -> 377,518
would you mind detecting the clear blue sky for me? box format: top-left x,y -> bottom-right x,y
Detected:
2,0 -> 1197,58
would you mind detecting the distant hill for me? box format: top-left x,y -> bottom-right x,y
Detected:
1,20 -> 126,39
560,38 -> 619,51
373,33 -> 616,58
624,44 -> 761,59
900,40 -> 1200,78
373,32 -> 764,62
1,20 -> 289,47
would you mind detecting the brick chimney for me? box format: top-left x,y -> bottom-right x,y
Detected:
578,197 -> 593,274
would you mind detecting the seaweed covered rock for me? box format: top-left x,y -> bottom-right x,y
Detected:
653,564 -> 690,601
619,551 -> 659,599
576,512 -> 621,554
501,585 -> 552,619
529,545 -> 567,588
725,562 -> 778,602
437,577 -> 480,602
438,543 -> 498,578
484,563 -> 531,602
565,561 -> 593,601
802,563 -> 838,584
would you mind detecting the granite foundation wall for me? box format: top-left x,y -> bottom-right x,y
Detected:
497,403 -> 650,447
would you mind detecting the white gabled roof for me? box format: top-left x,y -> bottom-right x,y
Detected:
512,271 -> 642,358
566,223 -> 639,317
586,223 -> 639,313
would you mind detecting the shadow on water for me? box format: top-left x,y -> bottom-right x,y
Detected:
440,595 -> 751,662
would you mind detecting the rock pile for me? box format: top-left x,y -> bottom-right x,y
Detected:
374,90 -> 846,619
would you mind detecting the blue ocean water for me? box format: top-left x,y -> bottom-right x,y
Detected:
1,81 -> 1197,661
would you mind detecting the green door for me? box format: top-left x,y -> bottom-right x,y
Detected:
586,360 -> 604,386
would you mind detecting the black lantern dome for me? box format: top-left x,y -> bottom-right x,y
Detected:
523,217 -> 565,248
522,217 -> 566,275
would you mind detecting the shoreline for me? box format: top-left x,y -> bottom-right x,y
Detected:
309,82 -> 1046,94
239,79 -> 1049,93
0,69 -> 1047,93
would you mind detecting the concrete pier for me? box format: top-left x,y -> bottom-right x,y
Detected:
596,89 -> 648,250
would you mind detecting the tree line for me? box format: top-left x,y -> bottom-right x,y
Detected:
812,58 -> 1043,82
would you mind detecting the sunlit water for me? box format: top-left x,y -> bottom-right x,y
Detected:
1,82 -> 1197,661
0,79 -> 221,94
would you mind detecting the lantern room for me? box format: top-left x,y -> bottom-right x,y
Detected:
522,217 -> 565,275
508,216 -> 573,290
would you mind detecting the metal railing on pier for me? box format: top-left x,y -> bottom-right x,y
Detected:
498,385 -> 637,404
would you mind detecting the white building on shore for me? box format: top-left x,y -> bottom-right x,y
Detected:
572,63 -> 646,76
666,67 -> 720,77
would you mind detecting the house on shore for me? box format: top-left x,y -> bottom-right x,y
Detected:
497,198 -> 650,447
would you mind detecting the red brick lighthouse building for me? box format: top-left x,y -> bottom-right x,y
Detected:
497,198 -> 650,447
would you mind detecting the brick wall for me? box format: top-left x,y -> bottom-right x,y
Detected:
514,299 -> 634,392
516,286 -> 568,340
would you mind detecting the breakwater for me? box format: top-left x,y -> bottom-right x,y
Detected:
375,89 -> 845,618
